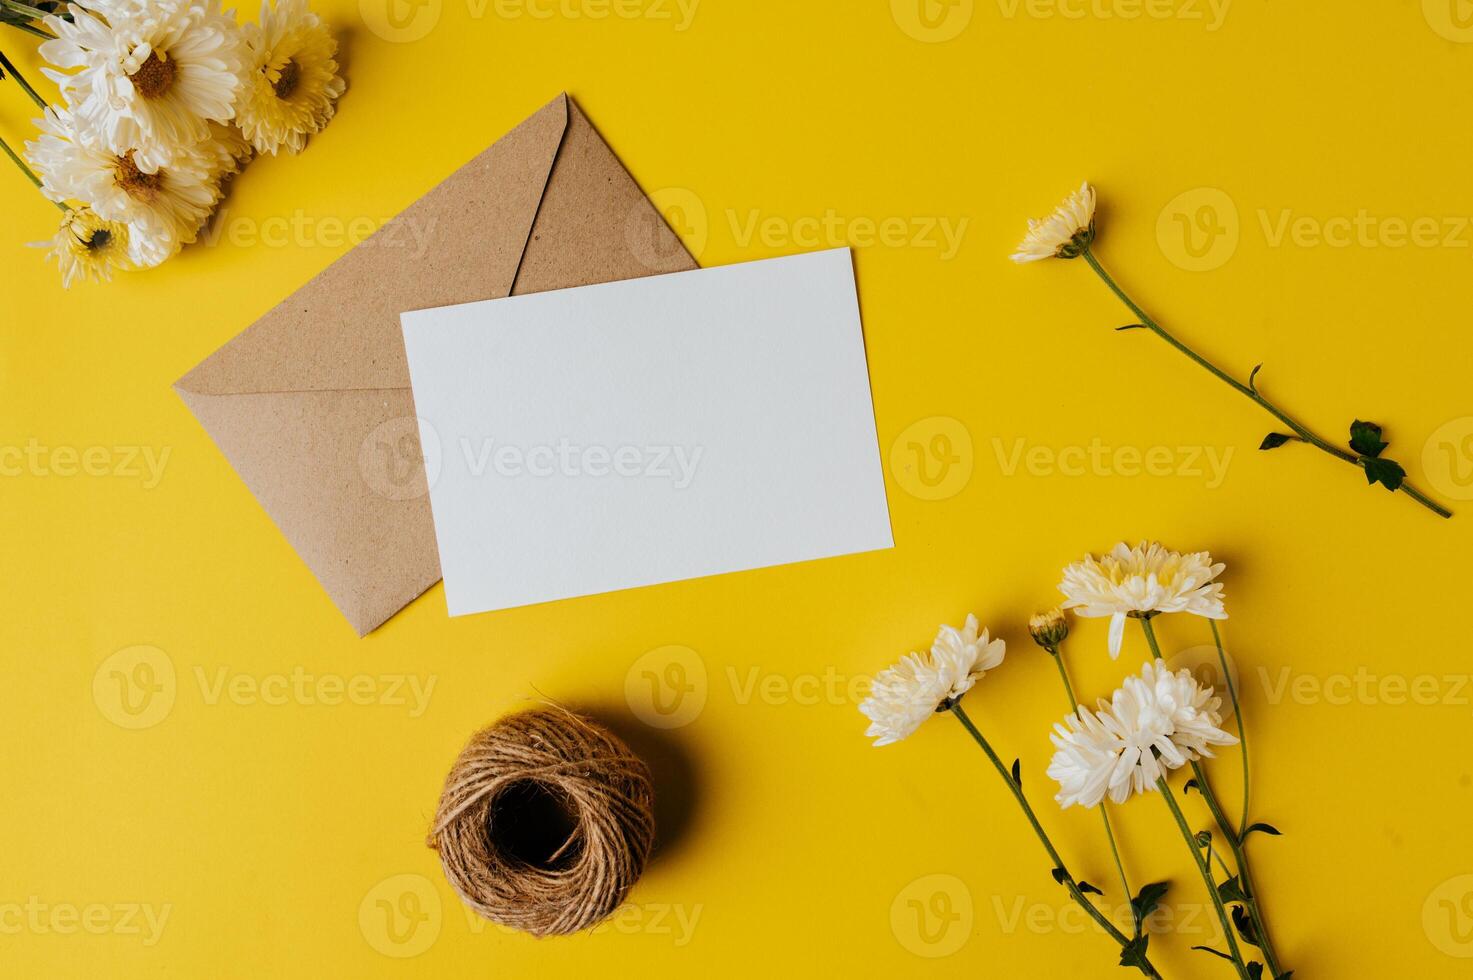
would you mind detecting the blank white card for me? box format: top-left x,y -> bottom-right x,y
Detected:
400,247 -> 893,616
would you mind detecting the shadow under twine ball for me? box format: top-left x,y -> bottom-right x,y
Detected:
428,707 -> 655,937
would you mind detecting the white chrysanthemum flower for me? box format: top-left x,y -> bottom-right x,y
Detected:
1011,181 -> 1096,263
26,106 -> 213,264
860,614 -> 1006,746
236,0 -> 345,155
1059,541 -> 1227,658
1048,659 -> 1237,809
40,0 -> 247,173
1047,703 -> 1127,809
33,206 -> 137,288
201,120 -> 253,193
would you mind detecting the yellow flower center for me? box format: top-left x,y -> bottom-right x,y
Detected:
113,152 -> 165,203
272,59 -> 301,99
129,50 -> 177,100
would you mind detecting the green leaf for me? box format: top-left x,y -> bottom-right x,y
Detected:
1116,324 -> 1147,331
1244,822 -> 1283,839
1217,875 -> 1247,904
1051,867 -> 1069,886
1349,419 -> 1389,458
1362,456 -> 1406,491
1192,945 -> 1235,961
1247,964 -> 1264,980
1248,363 -> 1264,392
1118,934 -> 1152,974
1078,880 -> 1104,896
1259,432 -> 1294,450
1183,778 -> 1199,795
1011,758 -> 1021,787
1130,881 -> 1171,922
1232,904 -> 1262,947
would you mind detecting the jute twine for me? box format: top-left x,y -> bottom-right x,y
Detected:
427,707 -> 655,938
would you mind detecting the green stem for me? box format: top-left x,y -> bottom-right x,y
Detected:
1209,620 -> 1251,839
1,0 -> 55,21
1158,776 -> 1251,979
1050,644 -> 1137,934
0,130 -> 39,187
1080,247 -> 1452,519
0,46 -> 48,109
0,130 -> 64,211
1139,614 -> 1163,661
6,18 -> 53,39
949,703 -> 1164,978
1191,761 -> 1285,979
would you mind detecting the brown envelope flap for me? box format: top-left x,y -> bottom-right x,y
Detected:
512,98 -> 698,295
174,94 -> 571,397
171,94 -> 698,636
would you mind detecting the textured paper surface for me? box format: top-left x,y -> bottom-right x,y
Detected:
401,247 -> 894,617
173,94 -> 695,635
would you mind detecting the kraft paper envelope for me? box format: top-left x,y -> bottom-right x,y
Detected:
174,93 -> 695,635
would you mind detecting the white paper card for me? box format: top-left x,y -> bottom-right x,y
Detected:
401,247 -> 893,616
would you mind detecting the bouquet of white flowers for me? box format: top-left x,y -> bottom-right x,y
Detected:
861,542 -> 1290,979
0,0 -> 344,286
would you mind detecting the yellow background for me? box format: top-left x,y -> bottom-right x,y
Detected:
4,0 -> 1473,975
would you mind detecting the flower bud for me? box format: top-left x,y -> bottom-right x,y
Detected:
1028,608 -> 1070,651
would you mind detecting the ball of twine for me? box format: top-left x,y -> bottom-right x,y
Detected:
428,706 -> 655,938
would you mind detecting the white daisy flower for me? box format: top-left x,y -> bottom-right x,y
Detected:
1058,541 -> 1227,658
33,206 -> 138,288
26,105 -> 213,264
236,0 -> 346,155
1011,181 -> 1096,263
40,0 -> 247,173
1048,659 -> 1237,809
860,614 -> 1007,746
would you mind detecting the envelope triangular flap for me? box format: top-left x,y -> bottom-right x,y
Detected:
175,94 -> 571,397
512,99 -> 697,295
